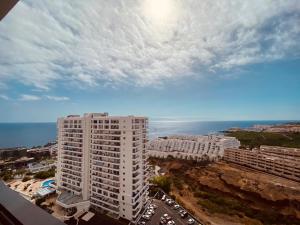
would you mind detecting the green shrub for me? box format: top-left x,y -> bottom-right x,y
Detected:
36,197 -> 46,206
34,168 -> 55,179
2,173 -> 12,181
150,176 -> 171,193
1,170 -> 13,181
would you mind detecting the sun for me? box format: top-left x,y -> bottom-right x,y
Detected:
142,0 -> 179,27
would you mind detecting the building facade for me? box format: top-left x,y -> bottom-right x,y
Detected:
28,161 -> 55,173
56,113 -> 149,221
148,135 -> 240,161
224,146 -> 300,182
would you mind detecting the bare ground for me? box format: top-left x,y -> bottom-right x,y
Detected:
150,158 -> 300,225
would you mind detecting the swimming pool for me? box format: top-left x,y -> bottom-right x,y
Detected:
41,179 -> 55,188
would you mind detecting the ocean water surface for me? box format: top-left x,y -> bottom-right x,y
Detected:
0,120 -> 296,148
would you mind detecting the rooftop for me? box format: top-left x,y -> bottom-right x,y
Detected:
0,181 -> 65,225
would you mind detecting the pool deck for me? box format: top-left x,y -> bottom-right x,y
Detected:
41,178 -> 55,187
8,177 -> 55,200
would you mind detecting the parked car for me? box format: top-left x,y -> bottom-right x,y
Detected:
150,203 -> 158,209
148,209 -> 155,215
160,217 -> 167,225
161,195 -> 166,201
148,206 -> 155,212
138,221 -> 145,225
167,220 -> 175,225
163,213 -> 172,221
145,210 -> 152,216
180,211 -> 187,218
187,218 -> 195,224
166,199 -> 174,206
173,204 -> 180,210
142,215 -> 150,220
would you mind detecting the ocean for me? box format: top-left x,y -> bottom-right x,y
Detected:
0,120 -> 296,148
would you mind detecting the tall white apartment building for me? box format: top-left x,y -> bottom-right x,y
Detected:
56,113 -> 149,221
148,135 -> 240,161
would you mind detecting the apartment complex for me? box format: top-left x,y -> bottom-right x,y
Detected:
148,135 -> 240,161
56,113 -> 149,222
28,161 -> 55,173
224,146 -> 300,182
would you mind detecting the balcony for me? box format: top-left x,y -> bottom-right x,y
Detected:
90,198 -> 119,213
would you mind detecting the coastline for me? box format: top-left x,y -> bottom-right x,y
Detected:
1,120 -> 299,149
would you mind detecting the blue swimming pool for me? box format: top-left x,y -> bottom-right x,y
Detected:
41,179 -> 55,188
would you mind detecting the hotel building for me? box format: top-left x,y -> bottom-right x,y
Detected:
148,135 -> 240,161
56,113 -> 149,221
224,146 -> 300,182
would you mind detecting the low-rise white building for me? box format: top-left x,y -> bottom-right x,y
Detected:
224,146 -> 300,182
148,135 -> 240,161
56,113 -> 149,222
28,161 -> 56,173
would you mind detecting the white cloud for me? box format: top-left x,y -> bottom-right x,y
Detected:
19,94 -> 41,101
0,0 -> 299,89
45,95 -> 70,101
0,94 -> 9,100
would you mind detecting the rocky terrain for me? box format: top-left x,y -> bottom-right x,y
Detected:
150,158 -> 300,225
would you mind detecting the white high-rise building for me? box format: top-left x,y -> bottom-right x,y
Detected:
56,113 -> 149,221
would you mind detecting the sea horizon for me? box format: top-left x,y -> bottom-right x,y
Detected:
0,119 -> 299,149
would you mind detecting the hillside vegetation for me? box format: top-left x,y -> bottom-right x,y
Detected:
225,131 -> 300,148
150,158 -> 300,225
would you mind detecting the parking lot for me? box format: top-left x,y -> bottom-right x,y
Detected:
137,192 -> 203,225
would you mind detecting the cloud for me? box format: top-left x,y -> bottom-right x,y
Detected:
0,94 -> 9,100
0,0 -> 299,90
19,94 -> 41,101
45,95 -> 70,101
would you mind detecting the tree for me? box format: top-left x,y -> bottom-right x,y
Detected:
150,176 -> 171,193
36,197 -> 46,206
22,176 -> 31,182
34,168 -> 55,179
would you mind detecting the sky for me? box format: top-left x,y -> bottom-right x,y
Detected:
0,0 -> 299,122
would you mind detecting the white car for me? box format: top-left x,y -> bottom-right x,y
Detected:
145,210 -> 153,216
187,218 -> 195,224
173,204 -> 180,209
166,199 -> 174,206
161,195 -> 166,201
163,213 -> 172,221
147,205 -> 154,210
142,215 -> 150,220
150,203 -> 158,209
148,209 -> 155,215
167,220 -> 175,225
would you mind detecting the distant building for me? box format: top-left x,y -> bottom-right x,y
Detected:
148,135 -> 240,161
49,144 -> 58,155
28,161 -> 55,173
0,157 -> 34,171
56,113 -> 149,222
0,181 -> 65,225
224,146 -> 300,182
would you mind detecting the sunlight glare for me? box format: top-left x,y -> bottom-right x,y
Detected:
143,0 -> 179,27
